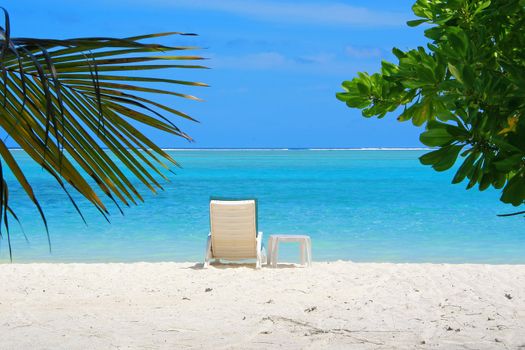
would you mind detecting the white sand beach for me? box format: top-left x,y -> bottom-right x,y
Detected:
1,261 -> 524,349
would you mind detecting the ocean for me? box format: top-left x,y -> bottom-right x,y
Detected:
1,150 -> 523,264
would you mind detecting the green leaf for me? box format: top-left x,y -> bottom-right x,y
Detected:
432,145 -> 464,171
420,126 -> 453,146
493,154 -> 523,172
462,65 -> 475,89
420,148 -> 445,165
447,63 -> 463,83
413,100 -> 433,126
493,172 -> 507,189
466,159 -> 484,189
381,60 -> 398,75
424,27 -> 442,40
474,1 -> 491,15
420,145 -> 463,172
335,91 -> 349,102
452,151 -> 479,183
446,28 -> 468,56
356,81 -> 370,95
392,47 -> 406,59
407,19 -> 427,27
479,173 -> 492,191
501,175 -> 525,206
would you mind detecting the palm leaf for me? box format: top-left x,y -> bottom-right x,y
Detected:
0,8 -> 207,260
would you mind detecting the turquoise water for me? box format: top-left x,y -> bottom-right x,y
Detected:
1,150 -> 523,264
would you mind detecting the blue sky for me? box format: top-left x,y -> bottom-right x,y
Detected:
4,0 -> 427,148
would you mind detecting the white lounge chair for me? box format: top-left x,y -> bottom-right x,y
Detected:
204,199 -> 266,269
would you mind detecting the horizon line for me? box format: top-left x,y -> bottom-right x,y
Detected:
7,147 -> 430,151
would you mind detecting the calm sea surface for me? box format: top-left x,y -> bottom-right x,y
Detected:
1,150 -> 523,264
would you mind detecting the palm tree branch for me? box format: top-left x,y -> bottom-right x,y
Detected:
0,10 -> 206,258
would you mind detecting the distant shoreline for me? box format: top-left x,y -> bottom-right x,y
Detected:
7,147 -> 430,151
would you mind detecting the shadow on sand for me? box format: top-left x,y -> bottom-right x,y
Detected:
189,261 -> 304,270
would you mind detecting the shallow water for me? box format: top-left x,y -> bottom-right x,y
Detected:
1,150 -> 523,263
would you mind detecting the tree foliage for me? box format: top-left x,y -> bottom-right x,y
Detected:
337,0 -> 525,211
0,8 -> 207,258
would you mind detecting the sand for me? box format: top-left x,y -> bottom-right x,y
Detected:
0,261 -> 524,349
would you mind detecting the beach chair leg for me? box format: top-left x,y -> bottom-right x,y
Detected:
256,248 -> 262,269
256,231 -> 263,269
203,233 -> 212,268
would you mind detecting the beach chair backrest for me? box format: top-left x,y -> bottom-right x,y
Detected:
210,199 -> 257,260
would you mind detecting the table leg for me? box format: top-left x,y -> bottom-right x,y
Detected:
267,237 -> 273,266
306,238 -> 312,267
300,241 -> 305,265
272,240 -> 279,268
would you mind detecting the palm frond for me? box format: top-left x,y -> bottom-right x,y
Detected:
0,8 -> 207,260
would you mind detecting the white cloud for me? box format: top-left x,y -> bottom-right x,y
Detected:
209,51 -> 380,75
144,0 -> 409,27
345,46 -> 382,58
295,53 -> 336,64
212,52 -> 288,69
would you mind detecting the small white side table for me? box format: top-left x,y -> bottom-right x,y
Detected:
267,235 -> 312,268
